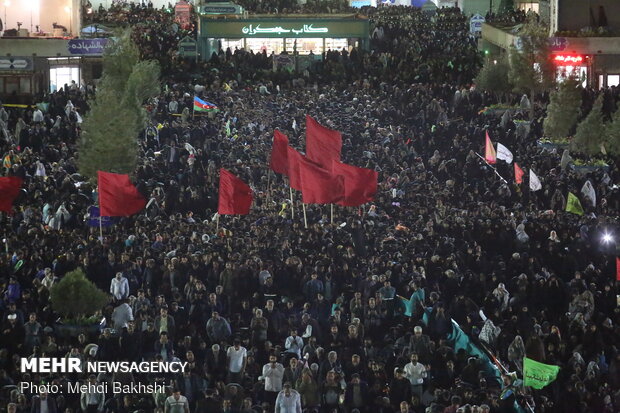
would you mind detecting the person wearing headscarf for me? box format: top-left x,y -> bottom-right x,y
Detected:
548,230 -> 560,243
492,283 -> 510,312
515,223 -> 529,245
507,335 -> 525,372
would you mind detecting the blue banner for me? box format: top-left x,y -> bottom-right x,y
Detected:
68,39 -> 109,55
87,206 -> 116,227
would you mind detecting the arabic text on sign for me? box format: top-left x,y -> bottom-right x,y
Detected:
554,55 -> 583,64
241,24 -> 329,36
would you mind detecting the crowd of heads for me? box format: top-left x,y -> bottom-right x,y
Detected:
0,2 -> 619,413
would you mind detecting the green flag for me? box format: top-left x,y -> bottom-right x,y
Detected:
566,192 -> 584,215
523,357 -> 559,389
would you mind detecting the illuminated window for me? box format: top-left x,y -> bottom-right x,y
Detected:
517,2 -> 539,13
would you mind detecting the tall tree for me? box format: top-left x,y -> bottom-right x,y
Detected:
604,103 -> 620,157
572,95 -> 605,157
543,77 -> 582,142
475,55 -> 513,102
509,16 -> 556,119
78,30 -> 160,180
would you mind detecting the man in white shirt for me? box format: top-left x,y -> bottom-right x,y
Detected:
226,339 -> 247,384
274,383 -> 301,413
403,352 -> 426,397
109,272 -> 129,301
262,353 -> 285,407
284,328 -> 304,358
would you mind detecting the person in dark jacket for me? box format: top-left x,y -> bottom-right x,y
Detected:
389,368 -> 412,408
30,392 -> 58,413
344,373 -> 369,412
195,389 -> 223,413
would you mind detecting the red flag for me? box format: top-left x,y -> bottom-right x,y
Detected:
514,163 -> 524,185
299,158 -> 344,204
270,130 -> 289,175
616,257 -> 620,281
287,146 -> 305,191
485,131 -> 497,164
0,176 -> 23,212
98,171 -> 146,217
332,161 -> 378,206
218,168 -> 253,215
305,115 -> 342,170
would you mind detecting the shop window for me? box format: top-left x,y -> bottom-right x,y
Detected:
19,77 -> 31,94
5,78 -> 19,94
518,2 -> 539,13
50,66 -> 80,92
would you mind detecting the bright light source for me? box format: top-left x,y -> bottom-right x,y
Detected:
64,6 -> 70,13
4,0 -> 10,6
602,233 -> 613,243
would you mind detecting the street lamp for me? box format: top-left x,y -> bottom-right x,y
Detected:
3,0 -> 10,31
22,0 -> 38,34
64,5 -> 71,35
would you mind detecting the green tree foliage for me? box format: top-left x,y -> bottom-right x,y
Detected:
475,55 -> 513,99
50,269 -> 108,321
604,104 -> 620,156
572,95 -> 605,157
509,17 -> 556,117
79,29 -> 160,180
543,77 -> 582,141
78,89 -> 142,177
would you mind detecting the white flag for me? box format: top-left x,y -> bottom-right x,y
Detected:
581,180 -> 596,207
530,169 -> 542,191
292,119 -> 297,131
496,142 -> 513,163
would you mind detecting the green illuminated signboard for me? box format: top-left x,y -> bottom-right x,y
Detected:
201,18 -> 369,39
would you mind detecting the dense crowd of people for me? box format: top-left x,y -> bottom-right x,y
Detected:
0,2 -> 619,413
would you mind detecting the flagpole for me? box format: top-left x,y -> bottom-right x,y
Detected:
267,170 -> 271,202
475,152 -> 508,184
216,214 -> 219,232
330,204 -> 334,224
290,187 -> 295,220
302,203 -> 308,229
99,215 -> 103,244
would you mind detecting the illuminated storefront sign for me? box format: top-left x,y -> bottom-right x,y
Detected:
202,18 -> 369,39
554,55 -> 584,64
242,24 -> 328,36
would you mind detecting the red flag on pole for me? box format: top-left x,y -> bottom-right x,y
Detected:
270,130 -> 289,175
616,257 -> 620,281
332,161 -> 378,206
485,131 -> 497,164
305,115 -> 342,170
299,158 -> 344,204
0,176 -> 23,212
218,168 -> 253,215
514,163 -> 524,185
287,146 -> 305,191
98,171 -> 146,217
